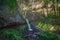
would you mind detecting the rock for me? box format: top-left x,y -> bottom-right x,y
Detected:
0,4 -> 25,28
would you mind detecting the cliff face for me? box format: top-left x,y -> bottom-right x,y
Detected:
0,3 -> 25,27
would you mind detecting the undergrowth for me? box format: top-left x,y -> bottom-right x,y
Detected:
1,29 -> 25,40
39,32 -> 59,40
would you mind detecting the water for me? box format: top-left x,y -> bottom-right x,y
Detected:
25,19 -> 33,31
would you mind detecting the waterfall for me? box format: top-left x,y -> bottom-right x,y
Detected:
25,19 -> 33,31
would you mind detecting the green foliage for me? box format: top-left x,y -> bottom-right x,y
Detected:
0,0 -> 17,9
38,15 -> 53,31
38,22 -> 52,31
56,14 -> 60,25
18,28 -> 24,33
1,29 -> 25,40
39,33 -> 59,40
50,0 -> 54,2
5,0 -> 17,9
38,13 -> 60,31
43,0 -> 49,5
0,0 -> 4,6
58,3 -> 60,7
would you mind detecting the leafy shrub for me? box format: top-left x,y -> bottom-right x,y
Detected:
5,0 -> 17,9
18,28 -> 25,33
39,33 -> 59,40
1,29 -> 25,40
0,0 -> 17,9
38,13 -> 60,31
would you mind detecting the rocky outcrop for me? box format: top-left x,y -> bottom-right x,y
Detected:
0,3 -> 25,27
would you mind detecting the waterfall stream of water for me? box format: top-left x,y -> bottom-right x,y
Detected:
25,18 -> 33,31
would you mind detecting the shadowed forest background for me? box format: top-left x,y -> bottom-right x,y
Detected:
0,0 -> 60,40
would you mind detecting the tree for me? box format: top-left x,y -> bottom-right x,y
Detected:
43,0 -> 49,17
